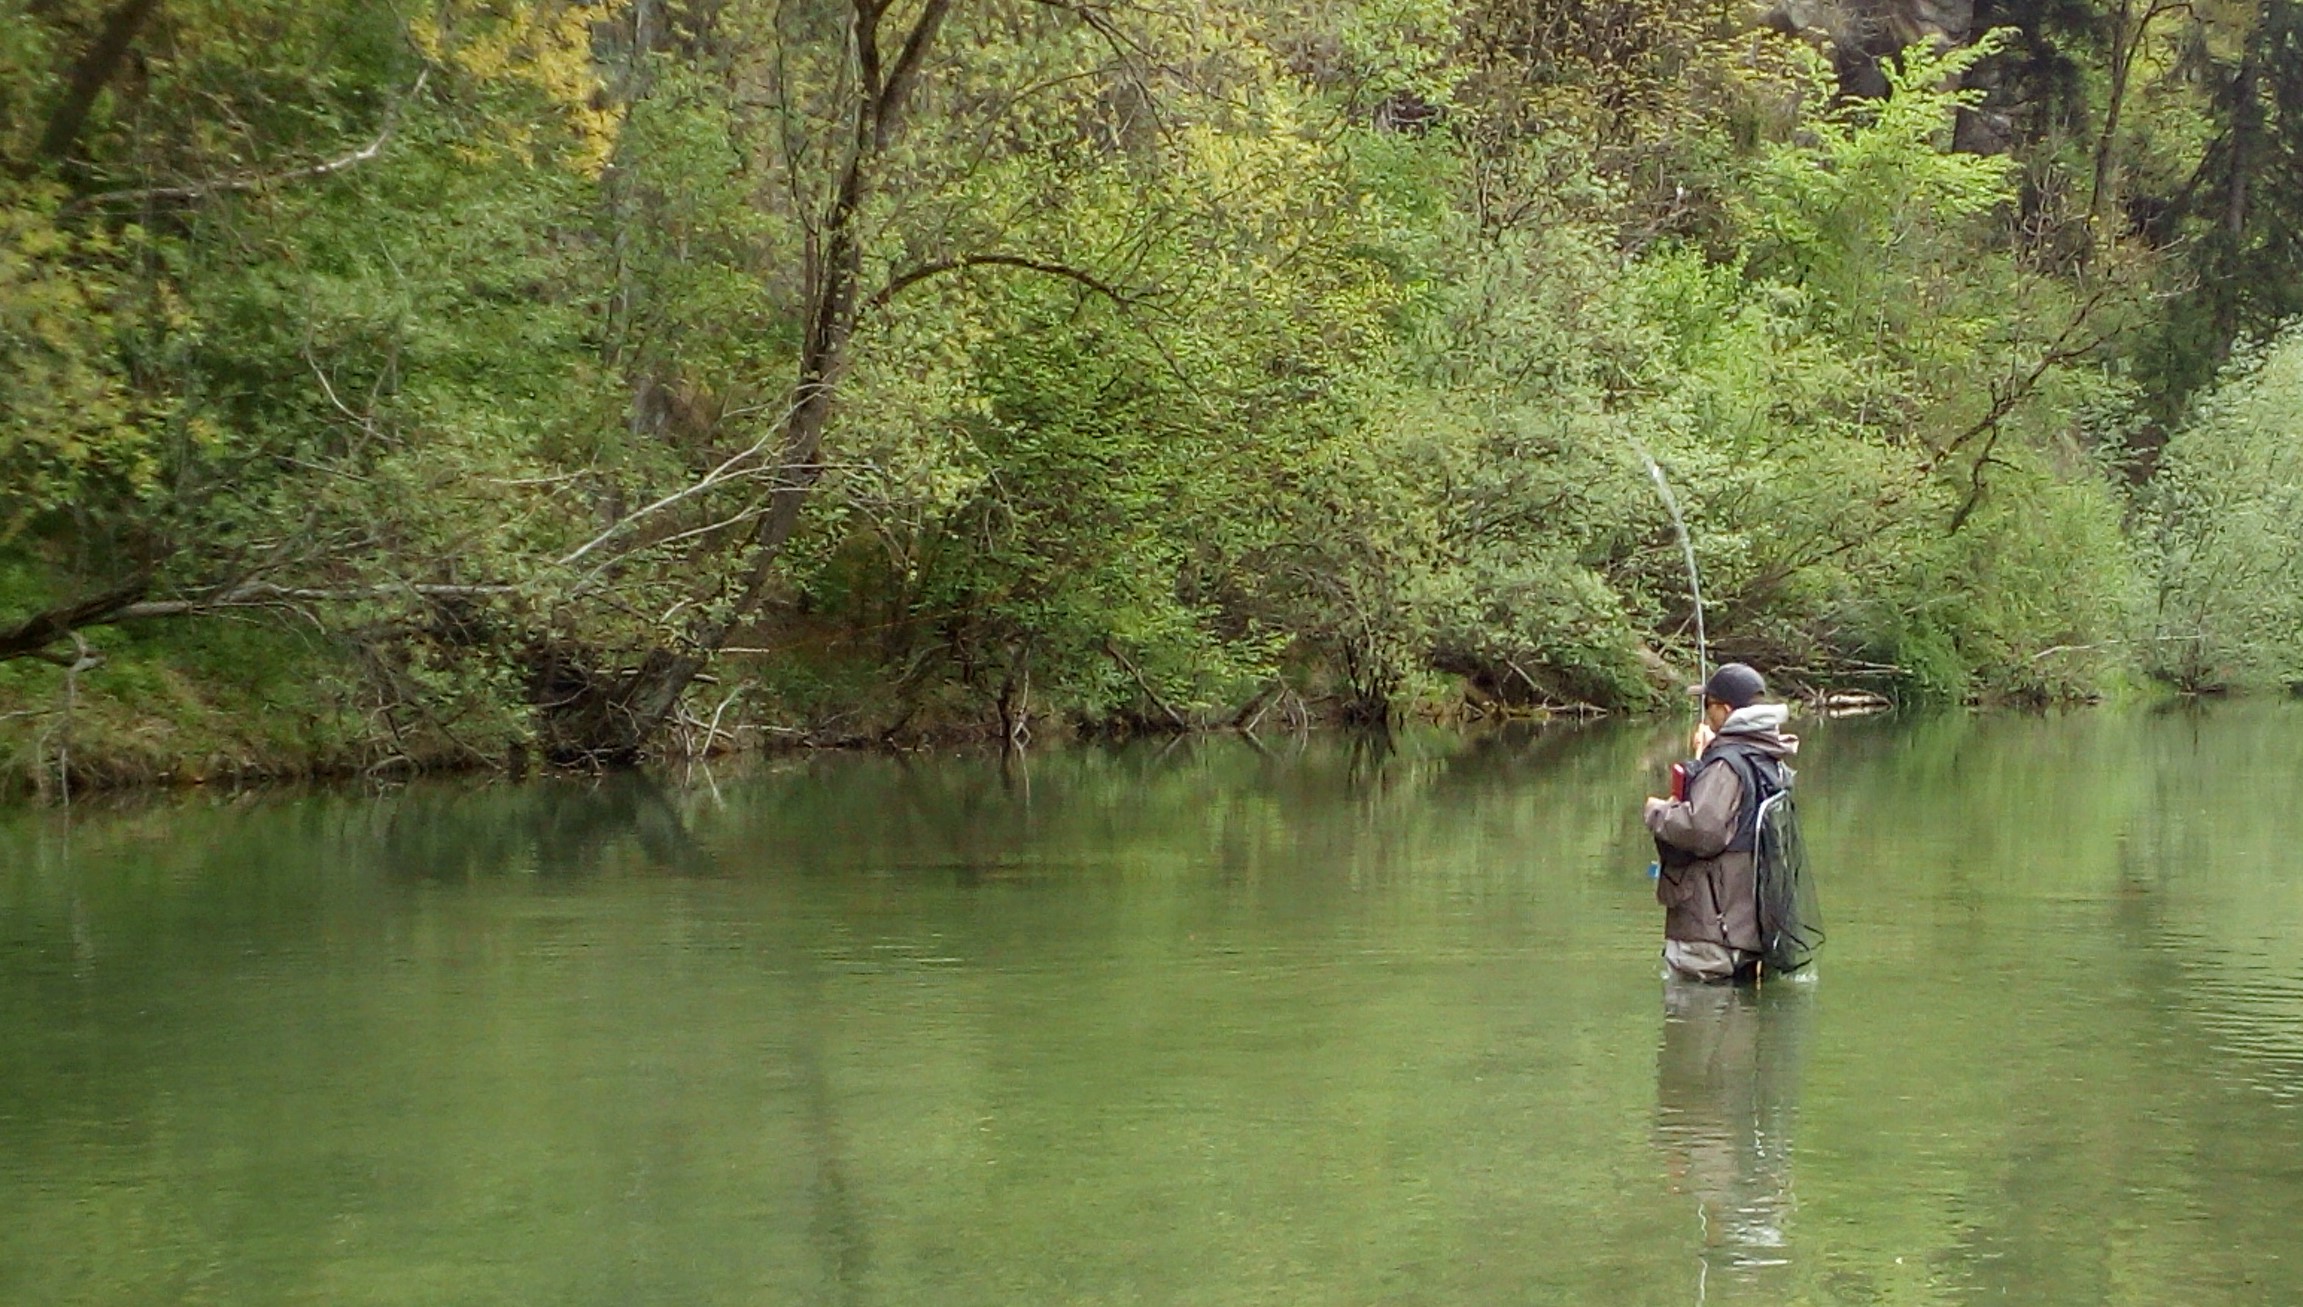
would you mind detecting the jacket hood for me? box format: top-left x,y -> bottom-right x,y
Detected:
1714,703 -> 1799,757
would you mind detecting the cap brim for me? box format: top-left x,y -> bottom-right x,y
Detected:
1685,683 -> 1706,698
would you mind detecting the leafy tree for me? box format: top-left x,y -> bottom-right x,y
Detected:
2143,324 -> 2303,689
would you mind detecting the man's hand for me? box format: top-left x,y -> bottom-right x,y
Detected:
1689,722 -> 1716,756
1645,796 -> 1669,818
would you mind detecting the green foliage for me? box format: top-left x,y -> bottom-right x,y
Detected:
1607,38 -> 2147,703
0,192 -> 168,540
6,0 -> 2302,784
2143,325 -> 2303,689
1736,38 -> 2016,327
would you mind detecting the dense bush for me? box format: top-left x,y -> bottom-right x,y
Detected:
2144,326 -> 2303,690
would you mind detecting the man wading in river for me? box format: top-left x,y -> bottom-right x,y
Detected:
1643,663 -> 1800,982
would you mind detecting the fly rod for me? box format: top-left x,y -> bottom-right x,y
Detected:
1630,438 -> 1708,688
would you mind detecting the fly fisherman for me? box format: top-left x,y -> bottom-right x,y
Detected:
1643,663 -> 1800,982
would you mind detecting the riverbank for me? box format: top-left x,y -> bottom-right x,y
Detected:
0,606 -> 1989,804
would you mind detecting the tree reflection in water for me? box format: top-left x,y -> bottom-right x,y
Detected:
1653,978 -> 1815,1304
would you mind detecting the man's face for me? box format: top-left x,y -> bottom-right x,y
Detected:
1705,699 -> 1733,730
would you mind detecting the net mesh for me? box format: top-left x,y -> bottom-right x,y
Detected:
1754,790 -> 1823,973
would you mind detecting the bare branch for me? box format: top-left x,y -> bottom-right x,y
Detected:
864,253 -> 1136,314
112,582 -> 517,621
555,396 -> 806,569
71,67 -> 429,210
566,503 -> 775,599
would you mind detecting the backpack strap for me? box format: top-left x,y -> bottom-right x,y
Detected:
1699,740 -> 1784,853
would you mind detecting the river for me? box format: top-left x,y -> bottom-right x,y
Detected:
4,704 -> 2301,1304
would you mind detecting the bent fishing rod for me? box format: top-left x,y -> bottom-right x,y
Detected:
1629,438 -> 1708,690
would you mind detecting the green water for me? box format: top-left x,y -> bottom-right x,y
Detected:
3,706 -> 2301,1305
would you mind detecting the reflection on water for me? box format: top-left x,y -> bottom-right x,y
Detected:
1654,979 -> 1813,1303
5,707 -> 2303,1304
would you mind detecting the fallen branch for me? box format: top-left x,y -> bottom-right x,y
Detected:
1231,678 -> 1283,732
2026,631 -> 2206,662
0,579 -> 150,661
1,578 -> 517,664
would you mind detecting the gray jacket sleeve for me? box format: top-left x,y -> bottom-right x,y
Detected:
1645,759 -> 1743,858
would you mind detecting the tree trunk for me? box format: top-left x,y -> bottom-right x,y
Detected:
534,646 -> 703,764
36,0 -> 163,168
541,0 -> 957,762
2212,52 -> 2259,358
2225,55 -> 2257,240
2089,0 -> 2135,230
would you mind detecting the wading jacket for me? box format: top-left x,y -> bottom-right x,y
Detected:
1645,705 -> 1800,956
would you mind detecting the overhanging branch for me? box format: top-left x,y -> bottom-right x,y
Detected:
0,579 -> 149,661
864,253 -> 1136,314
0,578 -> 515,665
70,66 -> 429,210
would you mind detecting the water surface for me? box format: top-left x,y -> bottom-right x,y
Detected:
4,707 -> 2301,1304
